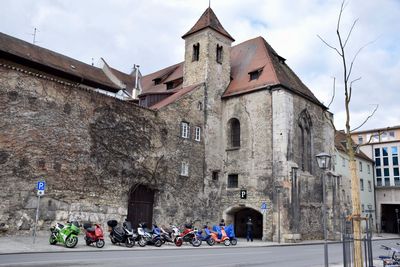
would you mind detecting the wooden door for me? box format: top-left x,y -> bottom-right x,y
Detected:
127,185 -> 154,228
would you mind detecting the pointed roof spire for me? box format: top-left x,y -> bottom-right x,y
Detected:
182,7 -> 235,41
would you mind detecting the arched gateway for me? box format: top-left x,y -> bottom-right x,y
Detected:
127,185 -> 155,228
225,206 -> 263,239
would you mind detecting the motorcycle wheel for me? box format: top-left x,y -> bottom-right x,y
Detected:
49,234 -> 57,245
191,237 -> 202,247
206,238 -> 215,246
154,239 -> 162,247
65,236 -> 78,248
174,238 -> 183,247
138,237 -> 146,247
223,239 -> 230,246
125,237 -> 134,248
230,239 -> 237,246
96,239 -> 105,248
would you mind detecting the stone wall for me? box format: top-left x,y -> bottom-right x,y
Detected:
0,60 -> 170,233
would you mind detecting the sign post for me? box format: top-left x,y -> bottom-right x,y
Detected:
260,202 -> 267,214
33,180 -> 46,244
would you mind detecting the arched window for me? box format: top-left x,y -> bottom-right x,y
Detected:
229,118 -> 240,148
298,110 -> 312,173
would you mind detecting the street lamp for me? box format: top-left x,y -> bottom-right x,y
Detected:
395,208 -> 399,234
316,152 -> 331,267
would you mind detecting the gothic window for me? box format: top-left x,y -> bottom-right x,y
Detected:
192,43 -> 200,61
228,118 -> 240,148
216,44 -> 223,64
298,109 -> 312,173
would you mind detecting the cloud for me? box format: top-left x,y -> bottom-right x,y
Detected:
1,0 -> 399,130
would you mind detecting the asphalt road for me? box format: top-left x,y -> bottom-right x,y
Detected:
1,239 -> 399,267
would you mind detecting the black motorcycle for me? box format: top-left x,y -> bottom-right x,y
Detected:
107,220 -> 135,248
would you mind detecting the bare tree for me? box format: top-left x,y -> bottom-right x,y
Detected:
317,1 -> 377,266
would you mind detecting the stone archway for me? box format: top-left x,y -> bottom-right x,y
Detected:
127,184 -> 154,228
225,206 -> 263,239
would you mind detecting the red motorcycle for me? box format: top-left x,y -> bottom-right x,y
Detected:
174,223 -> 202,247
84,223 -> 105,248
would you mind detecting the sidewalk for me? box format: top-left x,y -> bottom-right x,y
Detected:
0,231 -> 398,254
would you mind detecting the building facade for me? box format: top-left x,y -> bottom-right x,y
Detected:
352,126 -> 400,233
0,7 -> 338,241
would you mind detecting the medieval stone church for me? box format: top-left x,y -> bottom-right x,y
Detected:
0,7 -> 337,242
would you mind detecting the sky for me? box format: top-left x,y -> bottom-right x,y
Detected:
1,0 -> 399,131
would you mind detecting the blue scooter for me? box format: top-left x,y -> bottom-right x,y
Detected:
225,224 -> 237,245
196,225 -> 215,246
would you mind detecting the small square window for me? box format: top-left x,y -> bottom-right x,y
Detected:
212,171 -> 219,181
195,127 -> 201,142
227,174 -> 238,188
180,162 -> 189,176
181,122 -> 189,139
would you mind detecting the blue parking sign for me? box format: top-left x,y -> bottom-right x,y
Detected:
37,181 -> 46,191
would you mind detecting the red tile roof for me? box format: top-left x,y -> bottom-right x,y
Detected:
0,32 -> 132,93
141,36 -> 324,108
182,7 -> 234,41
149,83 -> 203,110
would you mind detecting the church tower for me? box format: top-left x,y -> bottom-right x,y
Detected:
182,7 -> 234,93
182,8 -> 235,199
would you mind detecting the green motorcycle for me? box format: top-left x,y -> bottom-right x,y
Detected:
49,221 -> 81,248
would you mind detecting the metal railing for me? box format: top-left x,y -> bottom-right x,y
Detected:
342,215 -> 374,267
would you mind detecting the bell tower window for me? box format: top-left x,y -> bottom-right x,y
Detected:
216,44 -> 223,64
192,43 -> 200,61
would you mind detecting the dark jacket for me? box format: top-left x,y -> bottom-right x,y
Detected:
246,221 -> 253,232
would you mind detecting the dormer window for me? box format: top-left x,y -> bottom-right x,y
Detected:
192,43 -> 200,61
249,67 -> 263,81
154,78 -> 161,85
166,82 -> 174,90
216,44 -> 223,64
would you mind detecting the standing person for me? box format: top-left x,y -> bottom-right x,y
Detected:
219,219 -> 225,227
246,218 -> 253,242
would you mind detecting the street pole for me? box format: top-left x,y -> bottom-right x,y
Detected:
396,209 -> 399,234
33,194 -> 41,244
277,188 -> 281,244
322,173 -> 328,267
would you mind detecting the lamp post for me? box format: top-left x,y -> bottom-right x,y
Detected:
395,208 -> 399,234
316,152 -> 332,267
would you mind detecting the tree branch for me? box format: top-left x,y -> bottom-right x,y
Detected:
343,18 -> 359,48
327,77 -> 336,108
347,40 -> 376,82
350,104 -> 379,132
317,35 -> 342,56
348,77 -> 361,102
